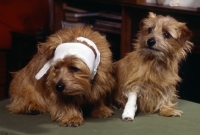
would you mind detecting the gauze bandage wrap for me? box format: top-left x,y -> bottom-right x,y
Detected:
122,92 -> 137,120
35,37 -> 100,80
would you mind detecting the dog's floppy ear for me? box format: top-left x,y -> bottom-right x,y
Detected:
37,42 -> 56,60
178,22 -> 194,52
179,23 -> 192,41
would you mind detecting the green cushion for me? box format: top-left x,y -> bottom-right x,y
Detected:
0,99 -> 200,135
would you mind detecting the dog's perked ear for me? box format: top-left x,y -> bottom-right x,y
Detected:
139,12 -> 156,31
148,12 -> 156,18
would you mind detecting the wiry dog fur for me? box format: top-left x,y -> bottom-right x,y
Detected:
113,12 -> 193,120
7,26 -> 115,126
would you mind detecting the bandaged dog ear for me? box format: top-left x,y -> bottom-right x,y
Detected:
37,42 -> 56,61
37,33 -> 64,59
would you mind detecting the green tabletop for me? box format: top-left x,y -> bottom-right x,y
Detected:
0,99 -> 200,135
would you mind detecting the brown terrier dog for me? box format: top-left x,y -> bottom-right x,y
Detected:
7,26 -> 115,126
113,12 -> 193,121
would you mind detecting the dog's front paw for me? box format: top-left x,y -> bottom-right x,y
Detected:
159,108 -> 183,117
91,106 -> 114,118
122,104 -> 137,121
59,116 -> 84,127
123,117 -> 134,121
122,111 -> 135,121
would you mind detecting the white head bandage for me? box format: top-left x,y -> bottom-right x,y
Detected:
35,37 -> 100,80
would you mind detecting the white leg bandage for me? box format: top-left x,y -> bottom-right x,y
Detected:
122,92 -> 137,121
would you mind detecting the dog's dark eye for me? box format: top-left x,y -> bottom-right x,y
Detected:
69,66 -> 80,73
163,31 -> 171,39
148,27 -> 153,33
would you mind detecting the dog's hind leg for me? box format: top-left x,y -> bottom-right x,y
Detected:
7,98 -> 42,115
7,85 -> 48,115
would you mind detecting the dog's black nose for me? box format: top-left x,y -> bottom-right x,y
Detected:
147,37 -> 156,47
56,81 -> 65,92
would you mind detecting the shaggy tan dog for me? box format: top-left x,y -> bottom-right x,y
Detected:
113,12 -> 193,121
7,26 -> 115,126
